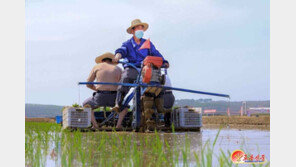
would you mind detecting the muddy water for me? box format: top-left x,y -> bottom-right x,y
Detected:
201,128 -> 270,159
42,128 -> 269,166
136,128 -> 270,164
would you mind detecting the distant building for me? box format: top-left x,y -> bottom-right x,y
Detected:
247,107 -> 270,115
197,98 -> 212,103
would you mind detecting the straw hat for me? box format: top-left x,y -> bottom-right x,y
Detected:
95,52 -> 115,64
126,19 -> 149,34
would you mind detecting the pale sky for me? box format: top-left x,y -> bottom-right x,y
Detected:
26,0 -> 270,105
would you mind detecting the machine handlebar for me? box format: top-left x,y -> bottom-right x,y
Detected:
118,59 -> 168,68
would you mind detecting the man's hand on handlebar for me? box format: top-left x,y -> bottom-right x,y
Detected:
113,53 -> 122,63
163,62 -> 170,68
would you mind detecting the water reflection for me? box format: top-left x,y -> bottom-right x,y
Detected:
26,128 -> 269,166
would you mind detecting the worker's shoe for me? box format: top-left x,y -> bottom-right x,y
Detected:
113,92 -> 125,113
83,104 -> 92,109
112,105 -> 121,113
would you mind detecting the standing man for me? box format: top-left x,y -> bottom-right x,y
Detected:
112,19 -> 169,113
83,52 -> 125,129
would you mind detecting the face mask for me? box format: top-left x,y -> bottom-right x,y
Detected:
135,30 -> 144,39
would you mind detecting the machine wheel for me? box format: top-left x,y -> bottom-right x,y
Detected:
134,127 -> 140,132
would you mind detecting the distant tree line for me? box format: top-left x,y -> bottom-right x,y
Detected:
25,100 -> 270,118
25,104 -> 63,118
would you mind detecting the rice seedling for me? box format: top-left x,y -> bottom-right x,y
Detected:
25,122 -> 270,167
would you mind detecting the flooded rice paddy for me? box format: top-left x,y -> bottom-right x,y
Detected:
25,122 -> 270,166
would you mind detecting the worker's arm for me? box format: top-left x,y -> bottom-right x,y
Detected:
114,41 -> 129,62
86,67 -> 98,91
150,42 -> 169,68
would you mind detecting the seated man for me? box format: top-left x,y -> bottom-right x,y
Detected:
83,52 -> 124,129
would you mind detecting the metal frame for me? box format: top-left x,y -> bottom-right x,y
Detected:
78,60 -> 230,130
